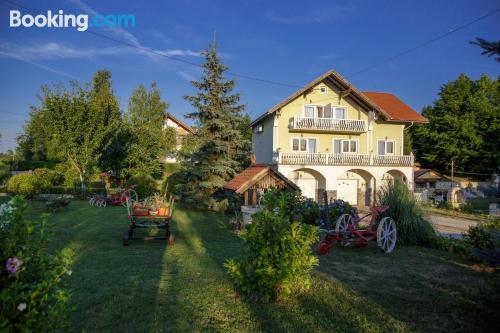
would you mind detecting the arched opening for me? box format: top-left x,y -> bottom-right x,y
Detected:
287,168 -> 326,202
337,169 -> 375,207
381,169 -> 408,187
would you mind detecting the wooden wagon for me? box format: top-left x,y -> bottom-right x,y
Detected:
122,196 -> 175,246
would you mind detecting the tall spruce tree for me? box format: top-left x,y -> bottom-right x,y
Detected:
181,42 -> 251,206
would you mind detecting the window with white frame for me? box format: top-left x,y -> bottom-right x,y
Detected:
304,105 -> 315,118
334,139 -> 358,154
303,105 -> 335,119
292,138 -> 317,153
319,86 -> 328,94
334,107 -> 347,119
377,140 -> 395,155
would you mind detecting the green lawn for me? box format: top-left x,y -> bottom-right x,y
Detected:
28,201 -> 500,332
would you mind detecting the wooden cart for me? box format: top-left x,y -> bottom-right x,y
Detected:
122,196 -> 175,246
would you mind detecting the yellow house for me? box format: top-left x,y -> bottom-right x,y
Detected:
251,70 -> 427,206
163,112 -> 193,163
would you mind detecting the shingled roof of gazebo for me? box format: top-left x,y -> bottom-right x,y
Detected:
224,164 -> 299,194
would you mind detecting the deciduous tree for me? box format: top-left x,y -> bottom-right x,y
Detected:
411,74 -> 500,175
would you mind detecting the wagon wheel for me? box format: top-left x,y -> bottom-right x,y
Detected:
335,214 -> 354,233
121,190 -> 138,206
377,217 -> 397,253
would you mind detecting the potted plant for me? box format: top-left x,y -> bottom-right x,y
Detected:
157,202 -> 170,217
132,201 -> 150,216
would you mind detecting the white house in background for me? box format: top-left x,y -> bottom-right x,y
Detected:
251,69 -> 428,207
163,113 -> 194,163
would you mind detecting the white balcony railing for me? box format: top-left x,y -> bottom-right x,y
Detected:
289,117 -> 367,132
275,152 -> 413,167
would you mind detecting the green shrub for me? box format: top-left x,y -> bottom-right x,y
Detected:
0,161 -> 10,185
459,202 -> 475,214
225,191 -> 319,301
207,197 -> 229,213
126,173 -> 157,198
377,181 -> 436,246
436,200 -> 453,210
0,197 -> 73,332
466,220 -> 500,250
6,173 -> 37,197
262,189 -> 320,224
32,168 -> 63,192
432,236 -> 472,256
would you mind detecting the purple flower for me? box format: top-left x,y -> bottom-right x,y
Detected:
6,257 -> 23,275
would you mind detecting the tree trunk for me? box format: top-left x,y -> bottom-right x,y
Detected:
79,173 -> 86,197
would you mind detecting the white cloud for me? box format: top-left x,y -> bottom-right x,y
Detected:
68,0 -> 200,60
0,41 -> 200,60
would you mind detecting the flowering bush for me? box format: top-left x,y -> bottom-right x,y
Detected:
0,197 -> 73,332
328,199 -> 357,222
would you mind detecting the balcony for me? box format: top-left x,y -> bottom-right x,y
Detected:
288,117 -> 367,133
274,152 -> 413,167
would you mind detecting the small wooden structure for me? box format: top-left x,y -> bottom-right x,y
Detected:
225,164 -> 299,206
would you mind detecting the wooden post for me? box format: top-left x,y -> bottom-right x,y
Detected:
252,187 -> 257,208
244,190 -> 249,206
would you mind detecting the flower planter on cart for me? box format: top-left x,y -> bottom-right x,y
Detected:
123,196 -> 175,246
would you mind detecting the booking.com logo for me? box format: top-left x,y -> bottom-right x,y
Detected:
9,10 -> 136,32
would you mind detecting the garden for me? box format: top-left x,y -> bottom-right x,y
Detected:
1,42 -> 499,332
2,177 -> 500,332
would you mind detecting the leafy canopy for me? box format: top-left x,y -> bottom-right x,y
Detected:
125,82 -> 175,177
411,74 -> 500,174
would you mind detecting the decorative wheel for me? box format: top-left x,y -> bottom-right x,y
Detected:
335,214 -> 354,233
377,217 -> 397,253
121,190 -> 138,206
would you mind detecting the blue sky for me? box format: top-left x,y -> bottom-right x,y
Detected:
0,0 -> 499,152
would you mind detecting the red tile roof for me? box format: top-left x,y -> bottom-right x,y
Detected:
362,92 -> 428,123
225,164 -> 269,191
224,164 -> 299,193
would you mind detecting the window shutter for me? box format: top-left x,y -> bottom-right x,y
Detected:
324,104 -> 332,118
308,139 -> 317,153
334,140 -> 341,154
378,141 -> 385,155
387,141 -> 394,154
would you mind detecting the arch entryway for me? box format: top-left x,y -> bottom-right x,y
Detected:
287,168 -> 326,202
381,169 -> 408,187
337,169 -> 375,207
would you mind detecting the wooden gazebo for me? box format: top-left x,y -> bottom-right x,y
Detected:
224,164 -> 299,207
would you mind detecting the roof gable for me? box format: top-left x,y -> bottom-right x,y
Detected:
224,164 -> 299,193
251,69 -> 427,126
165,113 -> 194,133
